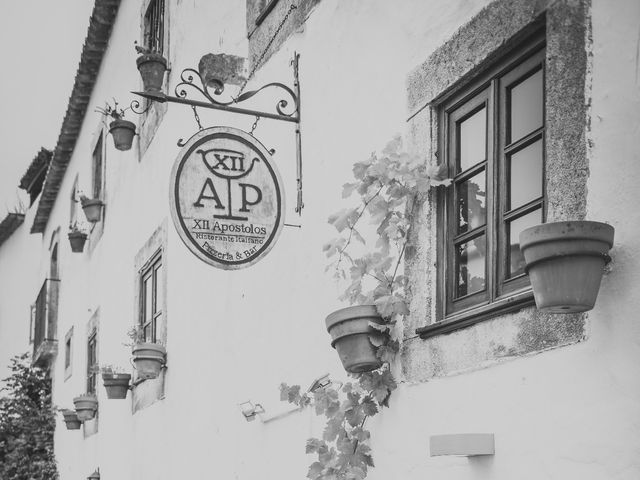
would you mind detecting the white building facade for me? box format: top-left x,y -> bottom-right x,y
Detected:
0,0 -> 639,479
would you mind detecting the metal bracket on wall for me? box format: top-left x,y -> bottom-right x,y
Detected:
131,52 -> 304,215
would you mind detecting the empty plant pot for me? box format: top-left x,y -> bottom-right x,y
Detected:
102,373 -> 132,399
81,199 -> 104,223
61,409 -> 82,430
109,119 -> 136,151
132,343 -> 166,379
136,53 -> 167,92
325,305 -> 386,373
73,394 -> 98,422
519,221 -> 614,313
68,232 -> 88,253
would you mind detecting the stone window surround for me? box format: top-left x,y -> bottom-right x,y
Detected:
86,121 -> 106,252
84,310 -> 99,437
49,227 -> 60,278
131,221 -> 168,413
403,0 -> 590,382
246,0 -> 320,69
138,0 -> 171,157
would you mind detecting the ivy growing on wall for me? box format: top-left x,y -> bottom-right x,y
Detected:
0,353 -> 58,480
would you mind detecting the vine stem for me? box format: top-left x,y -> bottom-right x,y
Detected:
335,183 -> 384,273
363,272 -> 384,283
338,413 -> 369,479
379,193 -> 419,318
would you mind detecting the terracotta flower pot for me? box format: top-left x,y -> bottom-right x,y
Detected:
68,231 -> 88,253
325,305 -> 386,373
81,199 -> 104,223
519,221 -> 614,313
73,394 -> 98,421
136,53 -> 167,92
102,373 -> 131,399
132,343 -> 166,379
109,119 -> 136,151
61,409 -> 82,430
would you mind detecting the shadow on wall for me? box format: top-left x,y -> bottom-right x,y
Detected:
467,453 -> 495,477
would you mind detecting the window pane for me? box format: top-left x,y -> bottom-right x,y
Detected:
144,324 -> 152,341
144,277 -> 152,322
509,140 -> 543,210
458,107 -> 486,172
457,170 -> 486,233
92,135 -> 103,199
154,262 -> 163,314
455,235 -> 486,297
65,338 -> 71,368
509,69 -> 543,142
507,209 -> 542,277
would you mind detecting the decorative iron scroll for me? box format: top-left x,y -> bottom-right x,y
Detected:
129,98 -> 151,115
174,68 -> 299,120
132,61 -> 300,124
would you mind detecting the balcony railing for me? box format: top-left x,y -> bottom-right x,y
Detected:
32,278 -> 60,367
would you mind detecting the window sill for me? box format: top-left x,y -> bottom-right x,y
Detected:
416,290 -> 535,339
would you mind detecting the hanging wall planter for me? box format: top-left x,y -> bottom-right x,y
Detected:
109,119 -> 136,151
61,409 -> 82,430
325,305 -> 387,373
96,101 -> 136,151
136,52 -> 168,93
73,394 -> 98,422
519,221 -> 614,313
80,197 -> 104,223
131,343 -> 166,379
102,372 -> 132,399
68,229 -> 88,253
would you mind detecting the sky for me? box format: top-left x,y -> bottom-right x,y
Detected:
0,1 -> 95,216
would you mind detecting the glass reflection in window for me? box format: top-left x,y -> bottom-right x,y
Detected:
458,107 -> 486,172
456,235 -> 486,297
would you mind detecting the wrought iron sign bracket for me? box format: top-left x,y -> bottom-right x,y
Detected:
132,53 -> 304,214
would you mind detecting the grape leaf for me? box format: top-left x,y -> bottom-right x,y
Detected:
327,207 -> 359,233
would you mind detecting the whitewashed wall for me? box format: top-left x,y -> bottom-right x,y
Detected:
9,0 -> 638,479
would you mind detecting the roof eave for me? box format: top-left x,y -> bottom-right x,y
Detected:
31,0 -> 121,234
0,213 -> 26,248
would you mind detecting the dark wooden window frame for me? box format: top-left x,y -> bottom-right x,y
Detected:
86,329 -> 98,394
431,35 -> 547,335
92,132 -> 104,201
143,0 -> 165,54
70,176 -> 79,224
139,250 -> 162,343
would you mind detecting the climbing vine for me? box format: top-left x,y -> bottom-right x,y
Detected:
282,136 -> 449,480
0,353 -> 58,480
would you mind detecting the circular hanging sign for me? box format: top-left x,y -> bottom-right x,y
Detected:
169,126 -> 285,269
